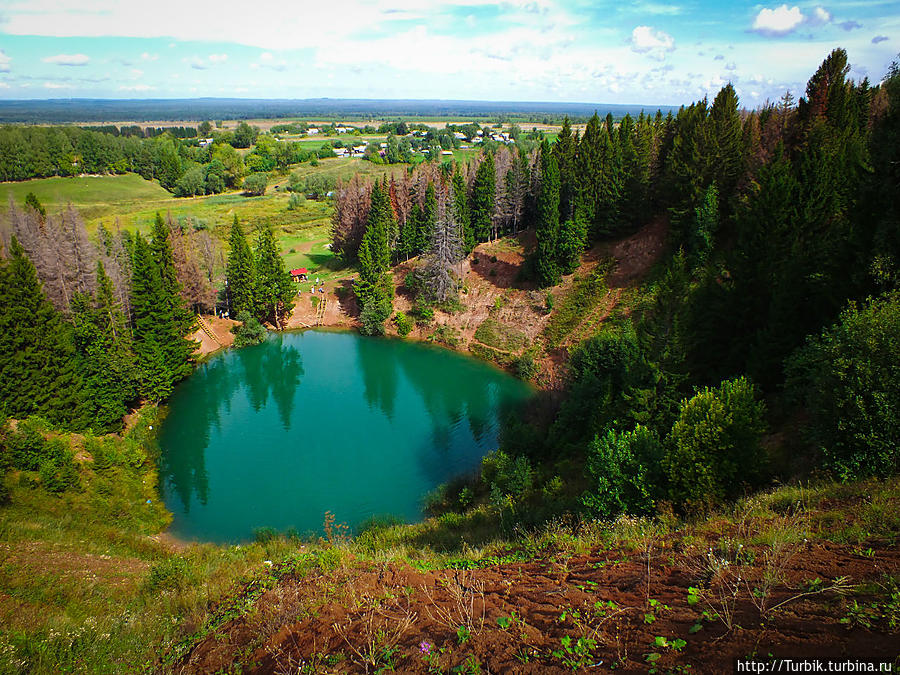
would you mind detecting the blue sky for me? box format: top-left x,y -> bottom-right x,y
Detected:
0,0 -> 897,108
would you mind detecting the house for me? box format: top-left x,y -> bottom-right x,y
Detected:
453,131 -> 466,140
307,128 -> 320,135
441,150 -> 454,156
199,138 -> 214,147
290,268 -> 309,282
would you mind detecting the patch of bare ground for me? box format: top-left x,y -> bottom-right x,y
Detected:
190,315 -> 239,357
173,537 -> 900,674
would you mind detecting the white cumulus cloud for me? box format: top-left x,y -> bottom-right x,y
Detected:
208,53 -> 228,63
42,53 -> 90,66
141,52 -> 158,61
44,81 -> 75,89
119,83 -> 155,91
751,5 -> 805,36
810,6 -> 832,25
0,50 -> 11,72
630,25 -> 675,59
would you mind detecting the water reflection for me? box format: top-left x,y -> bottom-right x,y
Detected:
158,330 -> 530,542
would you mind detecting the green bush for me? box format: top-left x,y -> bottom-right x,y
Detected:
664,376 -> 767,509
287,192 -> 306,210
393,311 -> 413,337
786,292 -> 900,480
514,351 -> 539,381
582,425 -> 664,519
7,419 -> 47,471
144,556 -> 194,593
231,310 -> 267,347
38,438 -> 80,494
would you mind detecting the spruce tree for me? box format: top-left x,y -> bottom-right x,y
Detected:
0,237 -> 89,428
535,140 -> 562,287
418,182 -> 438,254
70,262 -> 139,430
452,170 -> 474,253
226,214 -> 256,318
254,224 -> 295,329
470,153 -> 496,242
356,181 -> 394,335
555,116 -> 578,222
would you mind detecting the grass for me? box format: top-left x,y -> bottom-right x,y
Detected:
543,259 -> 615,348
1,174 -> 172,222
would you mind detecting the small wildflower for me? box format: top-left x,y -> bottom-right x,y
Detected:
419,641 -> 432,654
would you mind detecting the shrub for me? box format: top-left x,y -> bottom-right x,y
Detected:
514,351 -> 539,381
144,556 -> 194,593
287,192 -> 306,210
582,425 -> 664,519
231,310 -> 267,347
38,438 -> 80,494
786,292 -> 900,480
664,376 -> 767,509
393,311 -> 413,337
7,419 -> 48,471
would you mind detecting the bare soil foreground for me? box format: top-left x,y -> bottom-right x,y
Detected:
174,501 -> 900,674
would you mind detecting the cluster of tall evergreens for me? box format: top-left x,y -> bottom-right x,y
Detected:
0,208 -> 204,431
498,49 -> 900,520
225,215 -> 295,330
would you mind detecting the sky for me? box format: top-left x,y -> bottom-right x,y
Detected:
0,0 -> 897,108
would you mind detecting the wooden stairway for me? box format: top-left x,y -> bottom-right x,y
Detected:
196,315 -> 223,346
315,297 -> 327,326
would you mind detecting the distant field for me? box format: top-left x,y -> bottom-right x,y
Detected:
0,174 -> 172,215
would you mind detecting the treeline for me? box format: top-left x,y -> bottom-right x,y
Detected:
79,124 -> 199,139
0,204 -> 219,431
0,123 -> 320,197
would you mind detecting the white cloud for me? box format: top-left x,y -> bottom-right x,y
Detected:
630,25 -> 675,59
119,83 -> 155,91
141,52 -> 158,61
44,81 -> 75,89
42,53 -> 90,66
810,6 -> 832,25
130,68 -> 143,78
259,52 -> 273,61
208,53 -> 228,63
0,82 -> 9,89
751,5 -> 805,36
0,50 -> 10,72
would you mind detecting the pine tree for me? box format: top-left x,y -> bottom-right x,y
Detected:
708,84 -> 745,222
418,182 -> 438,254
254,224 -> 295,329
356,181 -> 394,335
422,187 -> 463,304
555,116 -> 577,222
70,262 -> 139,431
226,214 -> 256,318
535,140 -> 562,287
470,153 -> 496,242
452,170 -> 474,253
0,237 -> 90,428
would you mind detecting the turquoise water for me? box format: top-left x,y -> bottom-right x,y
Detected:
158,330 -> 533,543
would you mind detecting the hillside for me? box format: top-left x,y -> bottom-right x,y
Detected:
174,479 -> 900,673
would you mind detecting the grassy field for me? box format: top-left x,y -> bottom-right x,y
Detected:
0,174 -> 172,220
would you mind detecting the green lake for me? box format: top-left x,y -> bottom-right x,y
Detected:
158,330 -> 533,543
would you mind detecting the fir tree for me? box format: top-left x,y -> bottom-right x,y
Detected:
554,116 -> 577,222
535,140 -> 562,287
70,262 -> 139,431
356,181 -> 394,335
471,153 -> 496,242
254,224 -> 295,329
452,170 -> 474,253
418,182 -> 438,254
226,214 -> 256,318
0,237 -> 89,428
